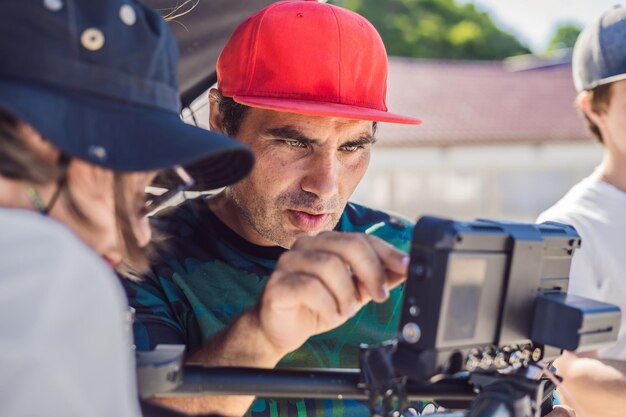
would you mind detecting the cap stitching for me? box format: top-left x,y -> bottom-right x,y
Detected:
244,2 -> 281,94
329,5 -> 342,100
66,0 -> 80,57
598,17 -> 611,83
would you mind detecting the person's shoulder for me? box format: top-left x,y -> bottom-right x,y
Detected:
1,208 -> 74,244
538,175 -> 611,226
150,195 -> 210,234
0,209 -> 106,272
341,201 -> 413,231
340,202 -> 414,250
0,209 -> 126,319
148,196 -> 219,265
0,210 -> 137,417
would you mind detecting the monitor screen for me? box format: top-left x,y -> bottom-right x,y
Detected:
437,254 -> 507,348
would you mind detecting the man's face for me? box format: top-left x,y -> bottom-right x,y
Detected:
224,107 -> 375,248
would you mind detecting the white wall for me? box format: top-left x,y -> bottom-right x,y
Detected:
351,143 -> 604,222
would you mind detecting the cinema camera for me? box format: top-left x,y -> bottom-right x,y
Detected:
137,217 -> 621,417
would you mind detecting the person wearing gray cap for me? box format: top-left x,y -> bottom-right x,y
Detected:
538,5 -> 626,415
0,0 -> 253,416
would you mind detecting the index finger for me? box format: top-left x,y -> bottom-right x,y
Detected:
365,234 -> 410,275
293,232 -> 409,303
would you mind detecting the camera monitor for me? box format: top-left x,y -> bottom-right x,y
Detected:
396,217 -> 621,382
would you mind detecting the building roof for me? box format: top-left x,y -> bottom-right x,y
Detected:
380,56 -> 592,147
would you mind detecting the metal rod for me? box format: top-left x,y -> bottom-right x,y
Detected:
157,366 -> 476,401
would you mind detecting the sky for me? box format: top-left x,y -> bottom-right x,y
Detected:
457,0 -> 624,53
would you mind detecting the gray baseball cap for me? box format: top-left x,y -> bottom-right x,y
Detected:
573,5 -> 626,92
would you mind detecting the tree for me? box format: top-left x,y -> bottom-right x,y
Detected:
331,0 -> 530,60
547,24 -> 582,52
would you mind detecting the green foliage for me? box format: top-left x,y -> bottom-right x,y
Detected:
547,23 -> 582,51
332,0 -> 530,60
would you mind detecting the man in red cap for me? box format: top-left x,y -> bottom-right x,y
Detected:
127,2 -> 445,416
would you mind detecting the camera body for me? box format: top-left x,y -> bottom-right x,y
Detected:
136,216 -> 622,417
396,216 -> 621,382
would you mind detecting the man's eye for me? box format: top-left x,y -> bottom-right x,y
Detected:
284,139 -> 306,148
342,144 -> 361,152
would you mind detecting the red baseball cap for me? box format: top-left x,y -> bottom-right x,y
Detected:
217,0 -> 421,125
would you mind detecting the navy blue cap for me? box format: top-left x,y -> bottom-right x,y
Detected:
573,5 -> 626,93
0,0 -> 254,191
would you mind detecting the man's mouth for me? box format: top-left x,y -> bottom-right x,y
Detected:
287,209 -> 330,232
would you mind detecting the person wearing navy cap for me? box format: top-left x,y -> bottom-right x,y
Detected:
539,5 -> 626,416
0,0 -> 253,416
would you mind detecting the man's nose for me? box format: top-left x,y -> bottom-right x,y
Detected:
300,150 -> 339,200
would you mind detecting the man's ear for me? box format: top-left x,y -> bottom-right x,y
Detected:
578,91 -> 605,127
208,88 -> 226,134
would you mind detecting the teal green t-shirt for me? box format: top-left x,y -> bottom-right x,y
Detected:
124,196 -> 420,417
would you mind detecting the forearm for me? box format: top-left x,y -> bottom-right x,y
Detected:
187,308 -> 285,367
150,309 -> 286,416
555,351 -> 626,417
147,231 -> 410,416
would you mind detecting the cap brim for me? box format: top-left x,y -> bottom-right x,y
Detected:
580,72 -> 626,92
233,95 -> 422,125
0,79 -> 254,191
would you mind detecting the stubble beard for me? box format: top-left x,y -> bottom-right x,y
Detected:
226,185 -> 344,249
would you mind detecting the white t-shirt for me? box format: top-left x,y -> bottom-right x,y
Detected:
538,171 -> 626,360
0,208 -> 141,417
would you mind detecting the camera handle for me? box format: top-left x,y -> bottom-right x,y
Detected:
359,341 -> 413,417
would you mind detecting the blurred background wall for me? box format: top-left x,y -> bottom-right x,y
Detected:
181,0 -> 621,222
351,55 -> 602,222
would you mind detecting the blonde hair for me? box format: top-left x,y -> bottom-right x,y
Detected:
161,0 -> 199,22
